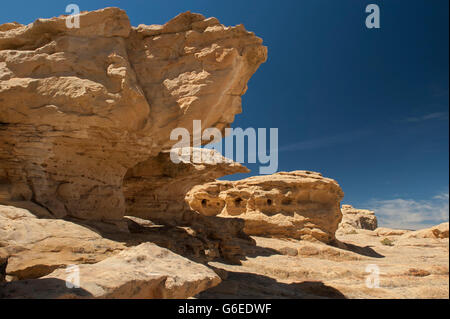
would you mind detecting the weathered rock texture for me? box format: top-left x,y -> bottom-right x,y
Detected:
0,7 -> 267,221
337,204 -> 378,234
0,201 -> 248,286
197,223 -> 449,299
122,147 -> 252,263
0,204 -> 125,280
186,171 -> 344,243
124,147 -> 249,223
123,213 -> 251,264
399,222 -> 449,240
0,243 -> 221,298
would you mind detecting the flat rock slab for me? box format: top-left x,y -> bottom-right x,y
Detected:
0,204 -> 125,279
0,242 -> 221,298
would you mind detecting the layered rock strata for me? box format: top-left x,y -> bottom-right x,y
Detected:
0,243 -> 221,299
0,8 -> 267,221
124,147 -> 249,223
186,171 -> 344,243
0,204 -> 125,279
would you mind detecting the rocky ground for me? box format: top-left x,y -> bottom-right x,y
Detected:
199,227 -> 449,299
1,202 -> 448,299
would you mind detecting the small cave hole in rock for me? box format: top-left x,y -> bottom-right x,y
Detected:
234,198 -> 243,207
201,199 -> 208,207
267,199 -> 273,206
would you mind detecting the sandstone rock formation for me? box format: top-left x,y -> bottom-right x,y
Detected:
186,171 -> 344,243
0,204 -> 125,279
399,222 -> 449,240
1,7 -> 447,300
122,147 -> 252,263
197,223 -> 449,299
124,147 -> 249,223
0,201 -> 249,284
337,204 -> 378,234
375,227 -> 411,236
0,243 -> 221,298
0,7 -> 267,221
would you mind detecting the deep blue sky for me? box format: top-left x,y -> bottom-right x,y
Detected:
1,0 -> 448,228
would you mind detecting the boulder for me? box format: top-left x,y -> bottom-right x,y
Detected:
186,171 -> 344,243
337,204 -> 378,234
0,243 -> 221,299
0,204 -> 125,279
400,222 -> 449,239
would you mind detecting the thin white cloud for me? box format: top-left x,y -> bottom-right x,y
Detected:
404,112 -> 448,123
367,192 -> 449,230
278,129 -> 372,152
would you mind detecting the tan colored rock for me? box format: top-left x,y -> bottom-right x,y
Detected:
124,147 -> 249,223
0,8 -> 267,221
337,204 -> 378,234
197,223 -> 449,299
0,243 -> 221,299
0,204 -> 125,279
186,171 -> 344,243
399,222 -> 449,240
375,227 -> 411,237
123,211 -> 252,264
122,147 -> 252,263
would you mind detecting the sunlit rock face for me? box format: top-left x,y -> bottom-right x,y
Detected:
186,171 -> 344,243
0,8 -> 267,220
337,204 -> 378,235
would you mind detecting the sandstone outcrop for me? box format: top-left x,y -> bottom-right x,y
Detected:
0,243 -> 221,298
0,204 -> 125,279
0,7 -> 267,221
124,147 -> 249,223
123,211 -> 252,265
186,171 -> 344,243
399,222 -> 449,240
122,147 -> 252,263
197,224 -> 449,299
375,227 -> 411,237
337,204 -> 378,234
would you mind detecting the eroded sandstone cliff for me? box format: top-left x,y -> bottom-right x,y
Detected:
0,7 -> 267,221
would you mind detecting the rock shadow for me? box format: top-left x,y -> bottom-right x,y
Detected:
331,240 -> 385,258
197,269 -> 346,299
68,211 -> 279,266
0,278 -> 93,299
